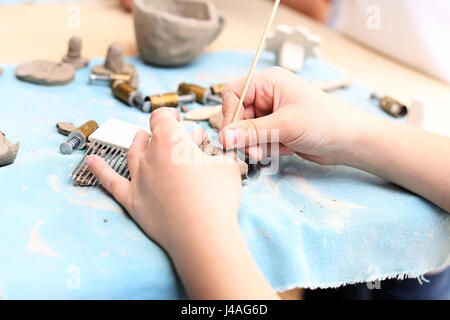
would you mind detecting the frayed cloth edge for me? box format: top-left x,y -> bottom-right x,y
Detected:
276,261 -> 450,292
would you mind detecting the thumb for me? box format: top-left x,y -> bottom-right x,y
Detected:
219,112 -> 286,149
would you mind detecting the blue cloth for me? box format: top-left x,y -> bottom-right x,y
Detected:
0,51 -> 449,299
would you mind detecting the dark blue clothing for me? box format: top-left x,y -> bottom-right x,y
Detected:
305,267 -> 450,300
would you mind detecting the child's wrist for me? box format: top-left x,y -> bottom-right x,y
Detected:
335,112 -> 377,166
166,215 -> 241,260
339,114 -> 382,168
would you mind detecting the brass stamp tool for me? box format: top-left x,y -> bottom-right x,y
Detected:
70,119 -> 151,187
110,84 -> 197,113
111,81 -> 145,110
142,92 -> 196,113
60,120 -> 99,155
178,83 -> 223,105
371,93 -> 408,118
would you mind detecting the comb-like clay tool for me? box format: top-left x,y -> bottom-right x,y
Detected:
70,119 -> 151,187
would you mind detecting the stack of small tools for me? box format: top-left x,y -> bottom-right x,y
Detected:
89,70 -> 227,114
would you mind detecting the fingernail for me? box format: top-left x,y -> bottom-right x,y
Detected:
224,129 -> 238,148
86,156 -> 93,166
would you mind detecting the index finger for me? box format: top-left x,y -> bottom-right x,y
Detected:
150,107 -> 196,150
221,68 -> 282,130
221,77 -> 256,129
86,155 -> 131,210
150,107 -> 181,133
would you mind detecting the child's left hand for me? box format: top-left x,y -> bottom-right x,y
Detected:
87,108 -> 243,255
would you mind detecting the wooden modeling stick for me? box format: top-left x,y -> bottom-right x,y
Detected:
231,0 -> 281,123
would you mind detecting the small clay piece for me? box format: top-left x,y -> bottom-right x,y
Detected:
199,136 -> 248,180
225,151 -> 249,180
16,61 -> 75,86
183,105 -> 222,121
266,25 -> 322,73
62,36 -> 89,70
0,66 -> 3,76
92,43 -> 139,87
181,105 -> 189,113
0,131 -> 19,167
133,0 -> 225,66
208,110 -> 224,129
56,122 -> 78,136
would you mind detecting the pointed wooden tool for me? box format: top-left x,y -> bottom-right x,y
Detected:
231,0 -> 281,123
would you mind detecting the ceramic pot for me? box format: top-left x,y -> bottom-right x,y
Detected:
133,0 -> 225,66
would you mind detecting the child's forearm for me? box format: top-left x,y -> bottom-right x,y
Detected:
344,116 -> 450,213
171,219 -> 279,300
281,0 -> 331,22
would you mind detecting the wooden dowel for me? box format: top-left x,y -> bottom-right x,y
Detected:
231,0 -> 281,123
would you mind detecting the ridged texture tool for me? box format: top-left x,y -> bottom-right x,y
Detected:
70,119 -> 151,187
70,140 -> 129,186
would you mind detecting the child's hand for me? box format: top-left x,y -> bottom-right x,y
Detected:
221,67 -> 450,214
87,108 -> 242,254
220,67 -> 365,165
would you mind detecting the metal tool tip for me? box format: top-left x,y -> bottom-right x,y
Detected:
60,142 -> 73,155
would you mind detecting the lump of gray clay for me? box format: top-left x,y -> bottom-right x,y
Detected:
0,131 -> 19,167
92,42 -> 139,87
62,36 -> 89,70
133,0 -> 225,66
16,60 -> 75,86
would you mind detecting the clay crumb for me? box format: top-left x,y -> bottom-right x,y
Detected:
181,105 -> 189,113
199,138 -> 248,180
103,219 -> 108,223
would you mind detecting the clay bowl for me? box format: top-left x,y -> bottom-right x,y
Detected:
133,0 -> 225,66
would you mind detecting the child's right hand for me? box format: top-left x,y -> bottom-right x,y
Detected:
220,67 -> 366,166
220,67 -> 450,214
